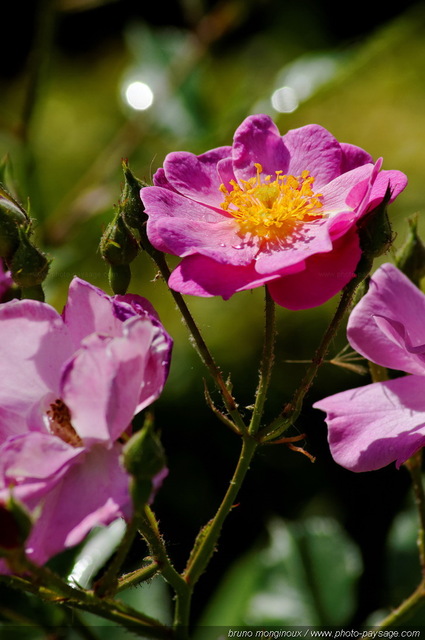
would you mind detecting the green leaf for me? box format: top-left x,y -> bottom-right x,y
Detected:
67,519 -> 127,589
195,516 -> 362,632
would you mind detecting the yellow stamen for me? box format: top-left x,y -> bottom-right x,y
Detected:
220,163 -> 323,242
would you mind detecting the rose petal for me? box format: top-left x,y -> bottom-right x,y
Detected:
143,186 -> 227,254
168,254 -> 283,299
347,263 -> 425,375
61,316 -> 171,443
232,114 -> 290,182
266,230 -> 361,310
320,164 -> 375,215
152,217 -> 256,265
152,167 -> 178,191
0,432 -> 80,484
339,142 -> 373,173
23,443 -> 130,565
254,221 -> 333,274
314,375 -> 425,472
0,301 -> 73,440
283,124 -> 342,188
63,278 -> 124,347
366,169 -> 408,211
163,146 -> 232,207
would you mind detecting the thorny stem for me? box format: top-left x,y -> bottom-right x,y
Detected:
405,451 -> 425,575
117,561 -> 160,592
377,580 -> 425,629
0,566 -> 171,639
262,258 -> 373,442
138,505 -> 190,636
249,287 -> 276,435
145,246 -> 247,433
183,434 -> 258,593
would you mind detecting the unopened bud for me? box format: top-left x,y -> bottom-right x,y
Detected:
120,160 -> 146,231
0,206 -> 21,259
100,213 -> 139,267
0,184 -> 28,260
8,226 -> 50,290
357,185 -> 394,259
108,264 -> 131,296
395,214 -> 425,287
100,212 -> 139,294
122,417 -> 167,509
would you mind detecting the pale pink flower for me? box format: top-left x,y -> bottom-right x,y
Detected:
0,278 -> 172,569
140,114 -> 407,309
315,263 -> 425,472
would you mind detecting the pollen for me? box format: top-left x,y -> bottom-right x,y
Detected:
46,399 -> 83,448
220,163 -> 323,242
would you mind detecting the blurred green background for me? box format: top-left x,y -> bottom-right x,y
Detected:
1,0 -> 425,633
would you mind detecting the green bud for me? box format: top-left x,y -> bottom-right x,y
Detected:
357,185 -> 394,259
100,212 -> 139,267
108,264 -> 131,295
122,417 -> 167,509
8,226 -> 50,289
395,214 -> 425,287
0,183 -> 28,260
100,212 -> 139,294
0,206 -> 21,259
0,182 -> 29,224
119,160 -> 146,231
0,495 -> 32,553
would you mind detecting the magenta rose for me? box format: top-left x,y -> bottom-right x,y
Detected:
315,263 -> 425,472
0,278 -> 172,570
140,114 -> 407,309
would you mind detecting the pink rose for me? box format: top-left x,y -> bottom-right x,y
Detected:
0,278 -> 172,569
141,114 -> 407,309
315,263 -> 425,472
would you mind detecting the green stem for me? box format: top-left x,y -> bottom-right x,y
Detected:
1,571 -> 171,639
139,505 -> 191,635
405,450 -> 425,575
183,434 -> 258,589
249,287 -> 276,435
117,562 -> 160,592
147,249 -> 246,433
377,579 -> 425,628
262,261 -> 371,441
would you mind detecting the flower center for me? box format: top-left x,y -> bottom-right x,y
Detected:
46,399 -> 82,448
220,163 -> 323,241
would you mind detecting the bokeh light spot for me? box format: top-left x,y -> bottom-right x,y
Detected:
125,81 -> 154,110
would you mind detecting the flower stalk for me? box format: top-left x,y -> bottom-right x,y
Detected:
138,505 -> 191,635
1,565 -> 172,639
262,255 -> 373,442
183,433 -> 258,590
117,561 -> 160,592
249,286 -> 276,435
144,245 -> 247,434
